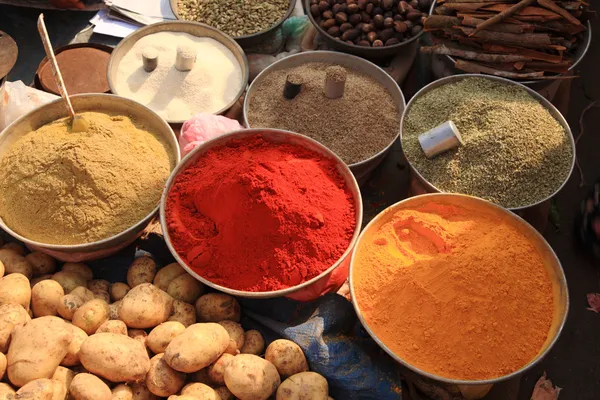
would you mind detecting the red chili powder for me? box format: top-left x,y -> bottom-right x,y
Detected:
165,135 -> 356,292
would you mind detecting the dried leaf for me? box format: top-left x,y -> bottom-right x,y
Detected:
586,293 -> 600,313
531,372 -> 561,400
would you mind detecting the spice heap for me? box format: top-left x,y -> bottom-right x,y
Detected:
310,0 -> 430,47
0,112 -> 174,245
166,134 -> 356,292
402,77 -> 573,208
177,0 -> 289,37
352,196 -> 555,380
423,0 -> 591,79
114,32 -> 243,121
247,62 -> 400,165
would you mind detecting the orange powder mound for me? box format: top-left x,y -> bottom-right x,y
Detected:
352,199 -> 555,381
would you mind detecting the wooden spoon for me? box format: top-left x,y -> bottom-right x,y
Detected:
37,14 -> 88,133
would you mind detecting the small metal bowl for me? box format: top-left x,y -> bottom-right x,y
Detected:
243,51 -> 406,185
107,21 -> 249,124
400,74 -> 576,211
159,128 -> 363,300
349,193 -> 569,387
0,94 -> 180,262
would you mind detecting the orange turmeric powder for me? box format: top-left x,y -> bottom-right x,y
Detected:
352,196 -> 555,381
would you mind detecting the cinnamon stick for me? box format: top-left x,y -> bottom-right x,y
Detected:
444,2 -> 504,12
460,26 -> 552,45
421,44 -> 534,62
538,0 -> 582,25
461,16 -> 534,33
424,15 -> 462,30
483,43 -> 564,62
455,59 -> 545,78
483,4 -> 561,17
470,0 -> 536,34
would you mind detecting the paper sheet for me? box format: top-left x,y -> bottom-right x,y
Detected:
108,0 -> 176,20
91,10 -> 139,38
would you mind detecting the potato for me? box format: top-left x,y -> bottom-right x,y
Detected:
92,290 -> 110,303
7,316 -> 73,387
218,321 -> 245,355
147,321 -> 185,354
208,353 -> 234,385
110,282 -> 131,302
276,372 -> 328,400
61,324 -> 88,367
51,271 -> 87,294
181,383 -> 219,399
112,384 -> 133,400
51,366 -> 75,390
30,274 -> 52,287
195,293 -> 240,323
0,353 -> 6,380
167,396 -> 198,400
188,368 -> 211,385
167,274 -> 205,304
146,353 -> 185,397
130,382 -> 159,400
25,252 -> 56,277
15,378 -> 66,400
70,286 -> 95,303
96,319 -> 127,335
56,294 -> 84,320
0,261 -> 4,279
214,387 -> 235,400
168,299 -> 196,327
0,273 -> 31,310
224,354 -> 280,400
1,243 -> 24,256
0,250 -> 31,279
31,280 -> 64,317
87,279 -> 110,293
69,373 -> 111,400
265,339 -> 309,377
119,283 -> 173,329
165,323 -> 230,373
153,262 -> 186,292
0,383 -> 15,399
79,332 -> 150,383
127,257 -> 157,288
61,263 -> 93,281
72,299 -> 110,335
109,301 -> 121,320
0,303 -> 30,353
241,330 -> 265,356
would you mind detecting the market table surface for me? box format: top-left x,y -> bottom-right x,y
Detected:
1,4 -> 599,399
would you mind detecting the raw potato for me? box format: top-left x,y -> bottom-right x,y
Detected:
195,293 -> 241,323
147,321 -> 185,354
241,330 -> 265,355
0,353 -> 5,380
0,249 -> 32,279
70,373 -> 111,400
30,274 -> 52,287
0,303 -> 30,353
25,252 -> 56,276
61,324 -> 88,367
96,319 -> 128,335
181,383 -> 219,399
164,323 -> 230,373
70,286 -> 96,303
51,366 -> 75,390
31,280 -> 64,317
112,384 -> 133,400
0,260 -> 3,279
57,294 -> 84,320
153,263 -> 186,292
265,339 -> 309,377
61,263 -> 93,281
79,332 -> 150,383
276,372 -> 329,400
224,354 -> 280,400
72,299 -> 110,335
1,243 -> 24,256
109,301 -> 121,320
92,290 -> 110,303
188,368 -> 211,385
168,396 -> 198,400
167,273 -> 205,304
111,282 -> 131,302
15,378 -> 66,400
215,386 -> 235,400
119,283 -> 173,329
168,299 -> 196,327
87,279 -> 110,293
0,273 -> 31,310
127,256 -> 157,288
51,271 -> 87,294
0,383 -> 15,399
208,353 -> 234,385
146,354 -> 186,396
218,321 -> 245,355
130,382 -> 159,400
7,316 -> 73,387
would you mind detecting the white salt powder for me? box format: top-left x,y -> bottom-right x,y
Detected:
115,31 -> 243,121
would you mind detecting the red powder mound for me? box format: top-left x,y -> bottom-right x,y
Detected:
165,135 -> 356,292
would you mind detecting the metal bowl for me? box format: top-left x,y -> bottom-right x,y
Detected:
159,128 -> 363,300
349,193 -> 569,386
169,0 -> 297,49
107,21 -> 249,124
243,51 -> 406,185
0,94 -> 180,262
400,74 -> 576,211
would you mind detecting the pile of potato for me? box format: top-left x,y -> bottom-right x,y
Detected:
0,242 -> 333,400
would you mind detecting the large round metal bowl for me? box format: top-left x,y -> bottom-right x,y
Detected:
107,21 -> 249,124
0,94 -> 181,262
349,193 -> 569,387
243,51 -> 406,185
400,74 -> 576,211
159,128 -> 363,300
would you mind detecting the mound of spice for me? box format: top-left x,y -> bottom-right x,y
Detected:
247,62 -> 400,165
352,196 -> 555,380
0,112 -> 174,245
402,77 -> 573,208
165,134 -> 356,292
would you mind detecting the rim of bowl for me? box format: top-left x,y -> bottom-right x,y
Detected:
159,128 -> 364,298
106,20 -> 250,124
348,192 -> 570,386
399,73 -> 576,211
0,93 -> 181,250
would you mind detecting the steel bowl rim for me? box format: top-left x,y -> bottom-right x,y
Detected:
399,73 -> 576,210
242,50 -> 406,169
106,20 -> 249,124
348,192 -> 570,386
0,93 -> 181,251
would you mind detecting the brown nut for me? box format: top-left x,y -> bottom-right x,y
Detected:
360,11 -> 372,23
327,26 -> 341,36
373,39 -> 384,47
340,22 -> 353,32
379,28 -> 394,42
406,10 -> 422,21
385,38 -> 401,46
383,17 -> 394,29
383,0 -> 394,10
360,22 -> 374,33
323,18 -> 337,28
349,13 -> 362,25
372,6 -> 383,15
367,31 -> 378,42
336,12 -> 348,23
341,28 -> 361,41
409,0 -> 419,8
410,24 -> 423,36
348,3 -> 360,13
357,0 -> 368,9
373,14 -> 384,29
418,0 -> 431,9
310,4 -> 320,16
394,14 -> 405,21
318,1 -> 330,12
394,20 -> 408,33
357,39 -> 371,46
366,3 -> 374,13
332,3 -> 342,13
322,10 -> 334,19
398,0 -> 410,13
